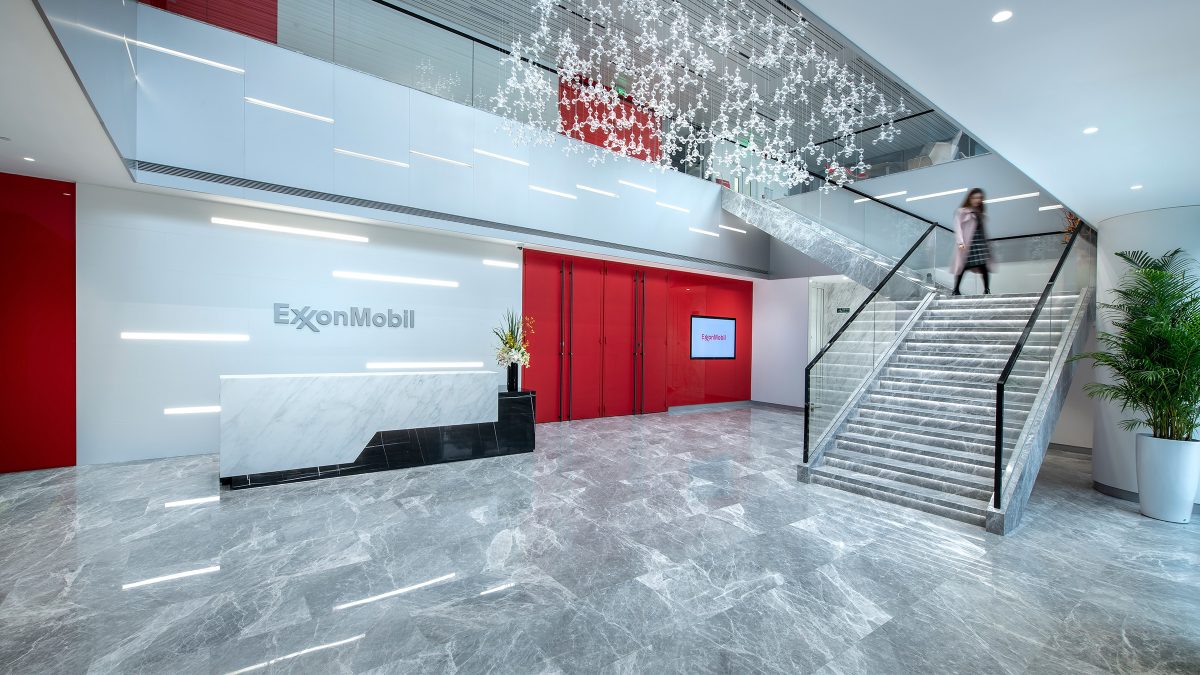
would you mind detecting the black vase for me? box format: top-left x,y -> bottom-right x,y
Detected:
506,363 -> 519,392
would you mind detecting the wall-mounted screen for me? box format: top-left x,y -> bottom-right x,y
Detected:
691,316 -> 736,360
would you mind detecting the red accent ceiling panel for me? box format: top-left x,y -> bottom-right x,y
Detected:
602,262 -> 636,417
641,268 -> 669,414
568,258 -> 604,420
522,250 -> 564,423
0,173 -> 76,472
141,0 -> 278,44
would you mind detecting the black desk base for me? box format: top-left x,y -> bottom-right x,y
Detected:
223,390 -> 535,490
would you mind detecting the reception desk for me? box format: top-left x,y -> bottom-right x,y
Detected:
219,371 -> 534,488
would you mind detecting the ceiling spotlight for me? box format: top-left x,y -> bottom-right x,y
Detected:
992,10 -> 1013,23
1130,185 -> 1144,190
22,157 -> 35,162
1082,127 -> 1099,135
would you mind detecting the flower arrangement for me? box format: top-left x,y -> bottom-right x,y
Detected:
493,310 -> 533,368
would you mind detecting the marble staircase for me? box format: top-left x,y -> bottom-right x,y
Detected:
808,292 -> 1081,527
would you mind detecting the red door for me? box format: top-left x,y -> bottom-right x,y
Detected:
522,250 -> 565,423
602,262 -> 636,417
568,258 -> 604,419
641,268 -> 669,413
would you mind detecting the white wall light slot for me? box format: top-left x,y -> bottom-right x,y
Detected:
576,184 -> 618,198
655,201 -> 690,213
688,227 -> 720,237
121,332 -> 249,342
164,495 -> 220,508
334,573 -> 456,610
22,157 -> 34,162
332,270 -> 459,287
992,10 -> 1013,23
164,405 -> 222,415
1038,204 -> 1064,211
211,217 -> 368,243
853,190 -> 907,203
225,634 -> 366,675
984,191 -> 1040,204
618,179 -> 656,193
244,97 -> 333,124
1083,127 -> 1099,135
122,565 -> 220,590
366,361 -> 484,369
472,148 -> 529,166
482,259 -> 519,269
131,39 -> 244,74
334,148 -> 409,168
1131,185 -> 1144,190
529,185 -> 577,200
409,150 -> 472,167
906,188 -> 967,202
718,224 -> 747,234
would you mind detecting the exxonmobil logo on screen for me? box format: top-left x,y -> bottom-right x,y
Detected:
700,332 -> 728,341
273,303 -> 415,333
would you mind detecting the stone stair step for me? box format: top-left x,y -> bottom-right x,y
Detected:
824,451 -> 994,501
835,433 -> 995,469
810,466 -> 988,526
844,418 -> 1001,452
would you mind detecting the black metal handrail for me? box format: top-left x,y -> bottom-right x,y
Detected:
992,223 -> 1094,508
803,221 -> 939,462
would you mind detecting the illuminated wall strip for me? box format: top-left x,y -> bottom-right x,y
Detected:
121,332 -> 249,342
130,39 -> 244,74
984,191 -> 1040,204
906,188 -> 967,202
1038,204 -> 1064,211
211,217 -> 368,243
225,635 -> 366,675
164,496 -> 220,508
122,565 -> 220,590
244,97 -> 333,124
529,184 -> 577,200
718,224 -> 747,234
688,227 -> 720,237
618,179 -> 656,193
332,271 -> 459,288
365,362 -> 484,369
480,582 -> 516,596
410,149 -> 472,167
576,184 -> 618,198
482,259 -> 519,269
853,190 -> 907,204
655,201 -> 690,213
334,148 -> 409,168
472,148 -> 529,166
164,405 -> 222,415
334,573 -> 456,610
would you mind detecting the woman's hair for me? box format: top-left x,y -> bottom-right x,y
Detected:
960,188 -> 986,212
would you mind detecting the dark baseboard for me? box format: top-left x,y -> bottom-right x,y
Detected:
1093,481 -> 1200,515
667,401 -> 752,415
749,400 -> 805,413
1049,442 -> 1092,456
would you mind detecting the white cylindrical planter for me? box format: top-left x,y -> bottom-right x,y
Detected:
1135,434 -> 1200,523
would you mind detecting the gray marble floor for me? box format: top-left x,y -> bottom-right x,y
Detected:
1,407 -> 1197,674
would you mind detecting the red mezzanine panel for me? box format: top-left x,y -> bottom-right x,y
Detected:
602,262 -> 636,417
558,81 -> 662,163
567,258 -> 604,420
141,0 -> 278,44
641,268 -> 669,413
522,250 -> 564,423
0,173 -> 76,472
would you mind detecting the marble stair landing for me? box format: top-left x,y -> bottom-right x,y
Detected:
810,292 -> 1079,527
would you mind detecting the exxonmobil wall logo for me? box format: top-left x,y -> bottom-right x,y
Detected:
273,303 -> 415,333
700,333 -> 727,341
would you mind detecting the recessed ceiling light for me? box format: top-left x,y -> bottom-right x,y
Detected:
211,217 -> 368,243
1130,184 -> 1143,190
992,10 -> 1013,23
1082,127 -> 1099,135
22,157 -> 35,162
718,224 -> 747,234
688,227 -> 719,237
1038,204 -> 1064,211
529,184 -> 577,200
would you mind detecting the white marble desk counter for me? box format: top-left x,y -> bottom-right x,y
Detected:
219,370 -> 498,477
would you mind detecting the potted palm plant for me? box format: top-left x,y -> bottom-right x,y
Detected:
493,310 -> 533,392
1075,249 -> 1200,523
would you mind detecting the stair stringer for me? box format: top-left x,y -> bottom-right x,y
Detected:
799,291 -> 938,482
985,288 -> 1095,535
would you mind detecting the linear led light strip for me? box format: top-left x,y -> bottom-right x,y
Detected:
122,565 -> 220,590
164,405 -> 221,415
164,496 -> 220,508
211,217 -> 368,243
655,201 -> 689,213
334,572 -> 456,610
529,184 -> 577,200
334,148 -> 409,168
1038,204 -> 1064,211
618,179 -> 656,193
473,148 -> 528,166
718,225 -> 747,234
482,259 -> 519,269
479,582 -> 515,596
332,270 -> 459,287
365,362 -> 484,369
225,635 -> 367,675
576,184 -> 618,198
906,188 -> 967,202
984,191 -> 1040,204
689,227 -> 720,237
131,39 -> 244,74
853,191 -> 907,204
244,97 -> 333,124
410,149 -> 472,167
122,332 -> 249,342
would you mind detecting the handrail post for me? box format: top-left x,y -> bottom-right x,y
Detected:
803,366 -> 812,463
994,381 -> 1004,509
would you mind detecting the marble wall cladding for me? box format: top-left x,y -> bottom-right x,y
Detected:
810,278 -> 871,346
220,371 -> 498,477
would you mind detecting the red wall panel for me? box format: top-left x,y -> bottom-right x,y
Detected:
568,258 -> 605,420
522,251 -> 564,423
641,268 -> 669,413
665,272 -> 754,407
602,263 -> 636,417
0,173 -> 76,472
141,0 -> 278,44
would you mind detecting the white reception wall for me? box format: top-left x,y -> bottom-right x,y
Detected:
76,185 -> 521,465
751,278 -> 810,408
